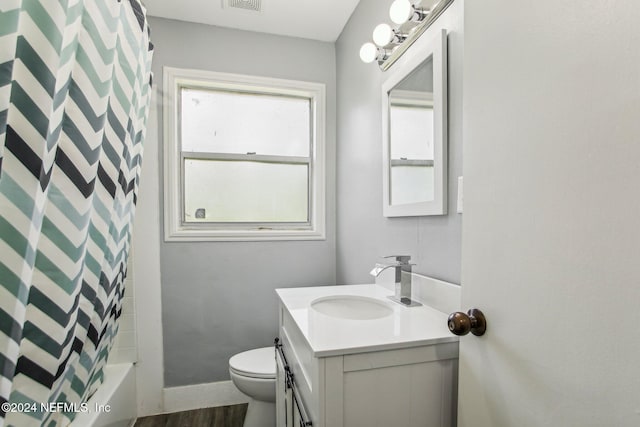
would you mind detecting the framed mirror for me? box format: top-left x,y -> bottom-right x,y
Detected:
382,29 -> 447,217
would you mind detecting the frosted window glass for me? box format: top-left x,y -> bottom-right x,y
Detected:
390,165 -> 435,205
390,105 -> 434,159
181,88 -> 310,156
184,159 -> 309,223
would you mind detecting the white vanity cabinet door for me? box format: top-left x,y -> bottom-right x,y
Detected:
291,386 -> 313,427
276,337 -> 315,427
291,399 -> 304,427
275,346 -> 292,427
341,344 -> 458,427
342,354 -> 457,426
279,305 -> 322,424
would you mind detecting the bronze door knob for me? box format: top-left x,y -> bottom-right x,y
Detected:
447,308 -> 487,336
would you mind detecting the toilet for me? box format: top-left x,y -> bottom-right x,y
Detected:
229,347 -> 276,427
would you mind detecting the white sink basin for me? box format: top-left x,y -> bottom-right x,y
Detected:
310,295 -> 393,320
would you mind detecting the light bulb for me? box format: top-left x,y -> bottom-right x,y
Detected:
389,0 -> 412,25
372,23 -> 394,47
359,42 -> 378,63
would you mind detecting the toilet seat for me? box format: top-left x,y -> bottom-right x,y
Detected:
229,347 -> 275,379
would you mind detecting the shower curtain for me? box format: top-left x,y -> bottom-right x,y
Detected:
0,1 -> 153,426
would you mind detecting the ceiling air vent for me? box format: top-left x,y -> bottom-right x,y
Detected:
223,0 -> 262,12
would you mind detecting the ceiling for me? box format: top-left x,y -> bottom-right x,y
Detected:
143,0 -> 361,42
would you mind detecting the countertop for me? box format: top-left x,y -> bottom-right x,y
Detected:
275,284 -> 458,357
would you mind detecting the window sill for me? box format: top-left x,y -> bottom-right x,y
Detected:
164,227 -> 326,242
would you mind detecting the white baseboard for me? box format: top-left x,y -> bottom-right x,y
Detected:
163,380 -> 250,413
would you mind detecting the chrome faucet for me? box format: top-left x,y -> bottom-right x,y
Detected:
370,255 -> 422,307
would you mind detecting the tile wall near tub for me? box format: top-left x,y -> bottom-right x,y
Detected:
110,249 -> 138,363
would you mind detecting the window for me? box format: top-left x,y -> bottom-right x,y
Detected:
163,67 -> 326,241
389,90 -> 435,205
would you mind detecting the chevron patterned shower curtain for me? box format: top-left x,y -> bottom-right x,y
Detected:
0,1 -> 153,426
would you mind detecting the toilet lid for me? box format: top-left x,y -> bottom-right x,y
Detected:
229,347 -> 275,379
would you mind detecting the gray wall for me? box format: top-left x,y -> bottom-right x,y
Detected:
335,0 -> 464,285
148,17 -> 337,387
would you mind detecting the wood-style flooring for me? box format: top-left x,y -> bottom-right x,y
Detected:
134,404 -> 247,427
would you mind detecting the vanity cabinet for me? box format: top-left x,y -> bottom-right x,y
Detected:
276,303 -> 459,427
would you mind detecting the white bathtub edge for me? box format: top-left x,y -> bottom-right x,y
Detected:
69,363 -> 136,427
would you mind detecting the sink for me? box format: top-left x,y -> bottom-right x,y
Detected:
310,295 -> 393,320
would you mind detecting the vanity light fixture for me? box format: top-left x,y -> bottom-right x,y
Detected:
360,0 -> 453,70
359,42 -> 392,64
372,23 -> 407,47
389,0 -> 429,25
359,42 -> 377,63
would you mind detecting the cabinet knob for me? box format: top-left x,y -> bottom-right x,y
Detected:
447,308 -> 487,336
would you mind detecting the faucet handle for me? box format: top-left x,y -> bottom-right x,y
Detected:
383,255 -> 411,264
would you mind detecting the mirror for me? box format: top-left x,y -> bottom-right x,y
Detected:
382,29 -> 447,216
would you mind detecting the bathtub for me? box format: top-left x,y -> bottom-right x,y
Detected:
68,363 -> 136,427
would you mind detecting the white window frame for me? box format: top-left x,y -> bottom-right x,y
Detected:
163,67 -> 326,241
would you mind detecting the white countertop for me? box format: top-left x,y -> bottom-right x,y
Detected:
276,284 -> 458,357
